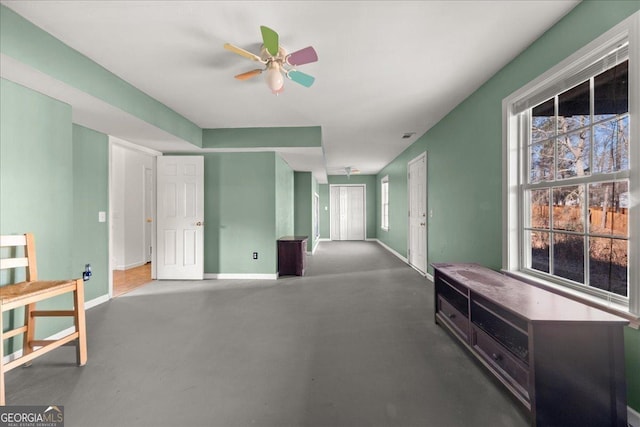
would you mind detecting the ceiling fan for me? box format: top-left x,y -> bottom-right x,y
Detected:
224,26 -> 318,94
328,167 -> 361,178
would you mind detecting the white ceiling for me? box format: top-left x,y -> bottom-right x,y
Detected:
1,1 -> 579,182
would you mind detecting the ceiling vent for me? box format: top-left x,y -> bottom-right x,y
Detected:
402,132 -> 416,139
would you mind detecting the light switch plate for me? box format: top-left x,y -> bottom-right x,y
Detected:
98,211 -> 106,222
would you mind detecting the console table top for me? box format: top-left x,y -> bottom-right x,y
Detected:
432,263 -> 629,324
278,236 -> 309,242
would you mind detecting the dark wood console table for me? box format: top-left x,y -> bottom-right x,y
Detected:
278,236 -> 308,276
432,263 -> 628,426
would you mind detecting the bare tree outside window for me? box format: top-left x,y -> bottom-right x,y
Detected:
525,60 -> 629,297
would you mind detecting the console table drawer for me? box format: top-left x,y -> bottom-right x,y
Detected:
472,325 -> 529,400
437,295 -> 469,341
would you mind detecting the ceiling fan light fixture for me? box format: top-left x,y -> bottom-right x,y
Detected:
265,63 -> 284,93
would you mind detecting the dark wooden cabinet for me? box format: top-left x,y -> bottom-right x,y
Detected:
432,263 -> 628,427
278,236 -> 308,276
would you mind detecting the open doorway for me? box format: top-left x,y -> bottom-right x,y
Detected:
109,137 -> 159,297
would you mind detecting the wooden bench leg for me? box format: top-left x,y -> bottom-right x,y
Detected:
1,306 -> 5,406
22,302 -> 36,367
74,279 -> 87,366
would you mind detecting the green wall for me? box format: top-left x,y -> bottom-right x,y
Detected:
318,184 -> 330,239
376,1 -> 640,411
202,152 -> 279,275
275,154 -> 295,242
294,172 -> 314,251
72,124 -> 110,302
376,159 -> 409,257
203,127 -> 322,149
1,79 -> 74,352
0,4 -> 201,147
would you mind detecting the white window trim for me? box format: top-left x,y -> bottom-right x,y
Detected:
381,175 -> 389,231
502,11 -> 640,319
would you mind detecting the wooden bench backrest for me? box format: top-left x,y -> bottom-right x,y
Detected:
0,233 -> 38,282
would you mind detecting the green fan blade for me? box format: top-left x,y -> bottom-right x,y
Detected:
260,26 -> 279,56
288,70 -> 315,88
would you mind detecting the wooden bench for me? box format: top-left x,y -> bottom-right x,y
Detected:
0,233 -> 87,405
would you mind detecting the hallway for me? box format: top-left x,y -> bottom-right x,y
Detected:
4,242 -> 528,426
112,263 -> 152,297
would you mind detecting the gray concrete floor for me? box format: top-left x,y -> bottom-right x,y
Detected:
4,241 -> 529,426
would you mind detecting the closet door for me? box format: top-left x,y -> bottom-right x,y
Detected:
330,185 -> 365,241
345,186 -> 365,240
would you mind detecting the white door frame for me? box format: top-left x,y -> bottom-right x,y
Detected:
407,152 -> 428,275
108,136 -> 160,298
143,166 -> 156,270
329,184 -> 367,241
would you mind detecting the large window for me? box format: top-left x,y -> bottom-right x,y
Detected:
381,176 -> 389,231
504,13 -> 639,317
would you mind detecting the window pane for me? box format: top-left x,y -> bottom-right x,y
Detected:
594,61 -> 628,122
557,131 -> 590,179
558,81 -> 590,132
588,181 -> 628,237
589,237 -> 628,297
529,231 -> 549,273
529,140 -> 554,183
531,98 -> 555,144
593,116 -> 629,173
529,189 -> 550,229
553,186 -> 584,232
554,233 -> 584,283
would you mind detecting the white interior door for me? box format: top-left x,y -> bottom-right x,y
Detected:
156,156 -> 204,280
144,167 -> 153,263
330,185 -> 365,241
408,153 -> 427,274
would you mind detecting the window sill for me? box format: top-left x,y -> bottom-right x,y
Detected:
502,269 -> 640,329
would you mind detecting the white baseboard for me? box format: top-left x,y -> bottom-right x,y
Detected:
204,273 -> 278,280
374,239 -> 432,280
114,261 -> 146,271
374,239 -> 408,263
86,294 -> 110,309
629,406 -> 640,427
2,293 -> 109,364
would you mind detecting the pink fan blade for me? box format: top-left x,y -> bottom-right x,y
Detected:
287,46 -> 318,66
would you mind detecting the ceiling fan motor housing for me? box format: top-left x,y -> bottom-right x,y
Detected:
260,46 -> 288,63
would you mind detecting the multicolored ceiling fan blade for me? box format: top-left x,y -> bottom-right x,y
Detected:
260,26 -> 279,56
234,69 -> 264,80
287,46 -> 318,66
223,43 -> 263,62
288,70 -> 315,87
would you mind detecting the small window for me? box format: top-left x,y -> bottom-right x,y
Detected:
381,176 -> 389,231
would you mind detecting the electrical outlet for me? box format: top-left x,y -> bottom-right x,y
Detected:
253,252 -> 258,260
82,263 -> 92,281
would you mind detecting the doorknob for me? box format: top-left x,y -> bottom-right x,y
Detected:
196,221 -> 204,226
146,218 -> 153,223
